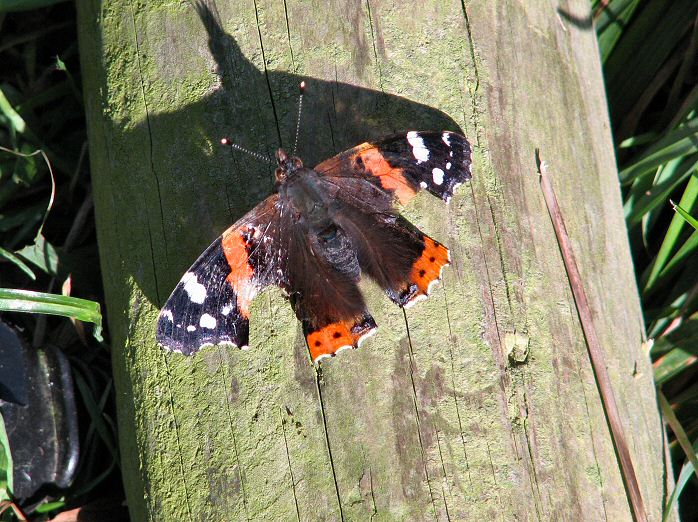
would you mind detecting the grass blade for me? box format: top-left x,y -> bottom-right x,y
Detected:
0,246 -> 35,280
619,118 -> 698,183
0,288 -> 101,327
663,453 -> 695,522
642,174 -> 698,292
658,390 -> 698,474
671,200 -> 698,230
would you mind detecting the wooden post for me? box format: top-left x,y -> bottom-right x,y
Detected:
77,0 -> 669,519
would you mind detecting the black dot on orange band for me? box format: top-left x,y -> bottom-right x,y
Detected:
429,257 -> 435,262
419,269 -> 426,277
333,331 -> 342,338
314,340 -> 321,347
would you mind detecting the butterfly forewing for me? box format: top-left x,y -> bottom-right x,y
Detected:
314,131 -> 473,205
156,194 -> 287,354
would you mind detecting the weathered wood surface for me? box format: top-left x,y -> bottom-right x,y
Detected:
77,0 -> 669,520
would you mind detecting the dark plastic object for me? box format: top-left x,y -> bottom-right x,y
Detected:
0,319 -> 79,500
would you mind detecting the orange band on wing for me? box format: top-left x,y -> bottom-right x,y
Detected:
358,148 -> 417,204
408,236 -> 450,301
221,229 -> 254,317
306,317 -> 377,362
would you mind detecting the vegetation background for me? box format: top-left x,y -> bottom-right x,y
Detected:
0,0 -> 696,520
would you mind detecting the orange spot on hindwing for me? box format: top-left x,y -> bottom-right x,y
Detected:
306,315 -> 377,362
406,236 -> 450,304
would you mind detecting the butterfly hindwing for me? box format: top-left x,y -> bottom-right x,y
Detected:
330,198 -> 450,308
283,220 -> 378,361
156,195 -> 284,355
314,131 -> 472,205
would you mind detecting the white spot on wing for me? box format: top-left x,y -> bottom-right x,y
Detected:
183,273 -> 207,304
186,325 -> 196,332
420,181 -> 428,189
407,131 -> 429,163
432,168 -> 444,185
221,303 -> 233,316
446,162 -> 452,170
200,313 -> 217,329
442,132 -> 451,146
160,309 -> 174,322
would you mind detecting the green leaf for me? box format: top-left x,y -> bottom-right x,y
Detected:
663,452 -> 695,522
33,499 -> 66,514
596,0 -> 642,62
625,159 -> 698,227
0,87 -> 26,136
11,145 -> 38,186
642,174 -> 698,292
15,234 -> 58,275
0,246 -> 35,280
658,390 -> 698,476
672,200 -> 698,230
605,0 -> 697,122
0,288 -> 102,329
651,231 -> 698,290
619,131 -> 659,149
619,118 -> 698,183
0,412 -> 13,500
654,348 -> 697,386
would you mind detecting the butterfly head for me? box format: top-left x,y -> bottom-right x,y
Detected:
275,148 -> 303,182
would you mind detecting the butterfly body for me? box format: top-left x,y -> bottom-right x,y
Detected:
157,131 -> 472,362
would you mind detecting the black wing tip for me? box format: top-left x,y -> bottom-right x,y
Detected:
445,131 -> 473,201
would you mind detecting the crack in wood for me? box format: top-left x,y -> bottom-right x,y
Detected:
128,0 -> 166,305
521,392 -> 543,521
315,367 -> 345,521
161,354 -> 195,520
402,309 -> 439,521
251,0 -> 283,146
219,354 -> 250,520
368,467 -> 378,521
459,0 -> 483,148
364,0 -> 385,94
281,0 -> 296,70
574,353 -> 610,522
280,408 -> 301,521
434,425 -> 453,522
440,282 -> 473,487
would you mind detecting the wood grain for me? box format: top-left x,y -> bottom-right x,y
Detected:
77,0 -> 669,519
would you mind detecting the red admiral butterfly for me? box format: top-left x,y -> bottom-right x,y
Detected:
156,88 -> 472,362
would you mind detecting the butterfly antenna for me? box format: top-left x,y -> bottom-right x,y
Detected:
220,138 -> 273,164
291,80 -> 305,157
